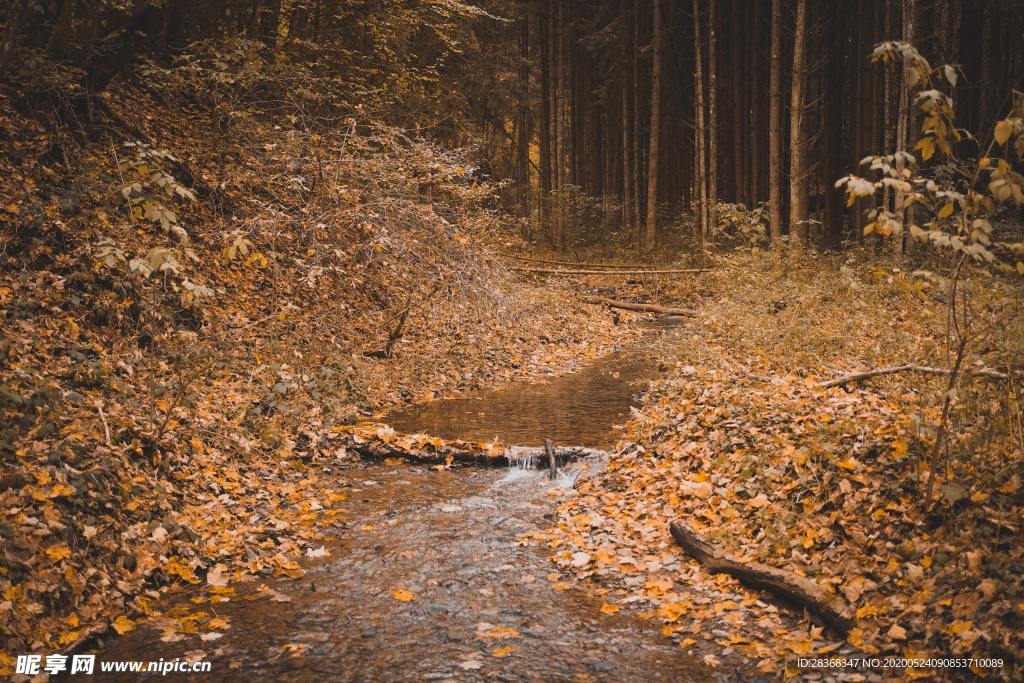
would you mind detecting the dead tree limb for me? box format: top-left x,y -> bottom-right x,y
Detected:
513,267 -> 710,275
580,295 -> 697,317
335,426 -> 605,468
498,253 -> 655,269
669,521 -> 853,636
817,364 -> 1009,388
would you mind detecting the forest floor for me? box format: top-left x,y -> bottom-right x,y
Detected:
528,249 -> 1024,679
2,77 -> 1023,681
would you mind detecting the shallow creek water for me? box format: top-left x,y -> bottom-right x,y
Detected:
90,342 -> 710,681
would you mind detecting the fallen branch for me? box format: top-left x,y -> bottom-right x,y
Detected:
818,364 -> 1009,388
335,425 -> 605,468
580,295 -> 697,317
513,267 -> 710,275
669,521 -> 853,636
498,253 -> 657,269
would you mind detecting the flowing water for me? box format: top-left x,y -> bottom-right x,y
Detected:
89,341 -> 710,681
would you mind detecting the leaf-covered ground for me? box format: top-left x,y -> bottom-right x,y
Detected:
530,251 -> 1024,680
0,86 -> 639,673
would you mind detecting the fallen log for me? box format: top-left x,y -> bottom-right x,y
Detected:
498,253 -> 654,269
512,267 -> 710,276
334,425 -> 606,468
580,295 -> 697,317
818,364 -> 1009,388
669,521 -> 853,636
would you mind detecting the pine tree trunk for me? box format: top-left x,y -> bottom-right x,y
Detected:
768,0 -> 783,242
621,0 -> 635,236
732,0 -> 746,208
645,0 -> 662,251
693,0 -> 708,242
539,2 -> 553,245
518,10 -> 531,227
706,0 -> 718,235
788,0 -> 809,246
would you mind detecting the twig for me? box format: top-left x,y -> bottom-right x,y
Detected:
95,400 -> 112,447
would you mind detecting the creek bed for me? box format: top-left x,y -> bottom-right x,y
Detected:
91,341 -> 708,682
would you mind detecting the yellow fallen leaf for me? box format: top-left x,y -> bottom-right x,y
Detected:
491,646 -> 514,657
361,524 -> 375,532
391,589 -> 416,602
112,615 -> 136,635
206,617 -> 229,630
45,544 -> 72,561
600,602 -> 620,614
658,601 -> 689,623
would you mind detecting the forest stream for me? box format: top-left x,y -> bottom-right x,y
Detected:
85,334 -> 716,682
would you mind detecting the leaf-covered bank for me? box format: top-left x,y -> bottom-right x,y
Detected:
533,251 -> 1024,679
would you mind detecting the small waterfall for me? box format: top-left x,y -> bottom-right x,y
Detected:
505,445 -> 541,470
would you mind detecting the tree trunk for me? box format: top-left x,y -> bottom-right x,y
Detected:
622,0 -> 635,237
706,0 -> 718,236
517,10 -> 531,228
645,0 -> 662,251
693,0 -> 708,242
732,0 -> 746,208
893,0 -> 916,258
788,0 -> 809,246
768,0 -> 783,242
539,2 -> 553,245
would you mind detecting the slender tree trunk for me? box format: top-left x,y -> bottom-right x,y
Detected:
632,0 -> 643,240
693,0 -> 708,242
539,2 -> 553,244
645,0 -> 662,251
518,10 -> 531,229
748,3 -> 761,206
894,0 -> 916,258
732,0 -> 745,207
768,0 -> 783,241
788,0 -> 809,246
621,0 -> 635,237
706,0 -> 718,235
823,1 -> 846,249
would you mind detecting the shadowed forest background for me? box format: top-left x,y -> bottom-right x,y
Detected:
2,0 -> 1024,680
